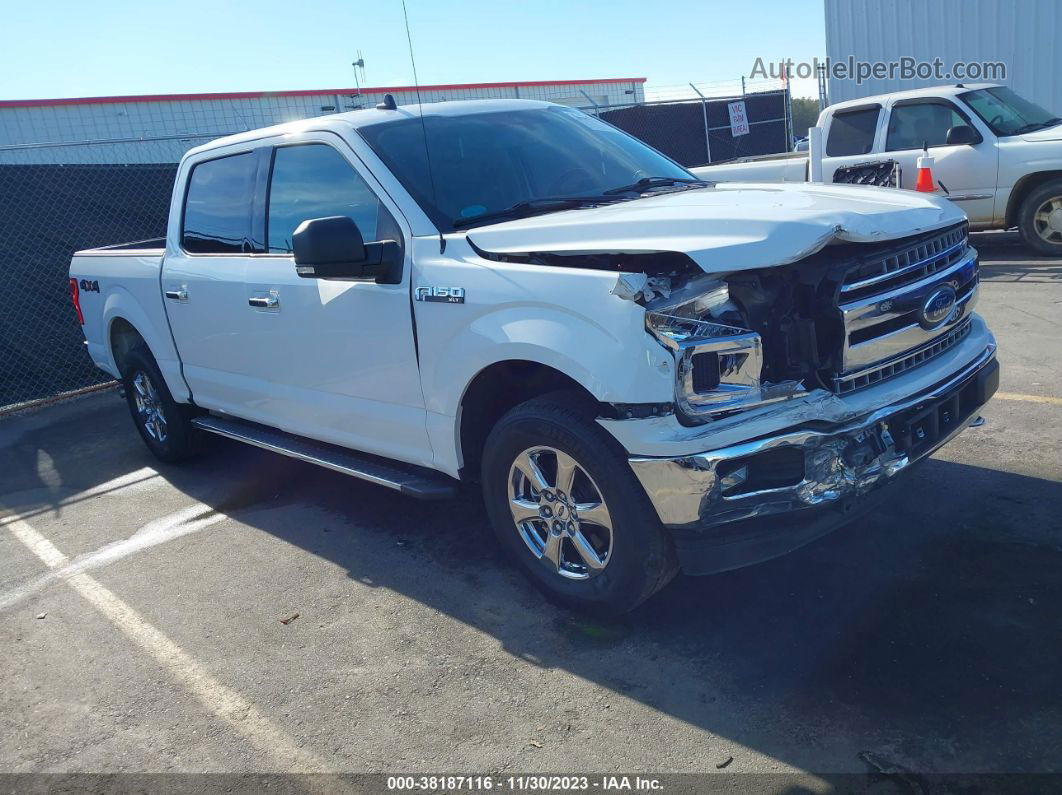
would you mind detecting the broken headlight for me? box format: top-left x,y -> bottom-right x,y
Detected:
645,285 -> 805,420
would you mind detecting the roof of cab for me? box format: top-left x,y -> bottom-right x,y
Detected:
183,98 -> 555,159
825,83 -> 1002,113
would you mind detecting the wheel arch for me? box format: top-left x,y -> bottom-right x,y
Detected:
108,316 -> 146,377
101,287 -> 191,403
456,359 -> 601,480
1005,170 -> 1062,229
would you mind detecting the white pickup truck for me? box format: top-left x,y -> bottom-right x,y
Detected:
692,84 -> 1062,255
70,98 -> 998,614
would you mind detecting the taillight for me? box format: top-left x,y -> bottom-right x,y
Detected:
69,277 -> 84,325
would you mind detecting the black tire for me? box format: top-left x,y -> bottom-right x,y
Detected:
121,344 -> 205,463
481,392 -> 678,616
1017,178 -> 1062,257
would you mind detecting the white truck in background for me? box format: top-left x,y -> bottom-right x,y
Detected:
692,84 -> 1062,255
69,98 -> 998,614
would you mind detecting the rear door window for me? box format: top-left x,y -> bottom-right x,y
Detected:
181,153 -> 258,254
826,107 -> 881,156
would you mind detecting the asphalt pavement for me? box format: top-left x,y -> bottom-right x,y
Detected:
1,231 -> 1060,787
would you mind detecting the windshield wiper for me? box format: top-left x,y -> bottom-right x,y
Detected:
451,180 -> 708,228
452,196 -> 612,229
1011,117 -> 1062,135
603,176 -> 708,195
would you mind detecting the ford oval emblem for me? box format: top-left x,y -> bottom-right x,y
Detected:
919,285 -> 958,329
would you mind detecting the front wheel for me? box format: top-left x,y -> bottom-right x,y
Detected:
1017,179 -> 1062,256
481,393 -> 677,615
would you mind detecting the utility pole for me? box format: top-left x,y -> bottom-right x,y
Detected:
782,65 -> 795,151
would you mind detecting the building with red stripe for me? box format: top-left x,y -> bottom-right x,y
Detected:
0,78 -> 646,164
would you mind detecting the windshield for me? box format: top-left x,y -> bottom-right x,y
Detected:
357,106 -> 693,231
959,87 -> 1060,136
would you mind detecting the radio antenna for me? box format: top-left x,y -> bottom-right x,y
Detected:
351,51 -> 365,99
400,0 -> 442,250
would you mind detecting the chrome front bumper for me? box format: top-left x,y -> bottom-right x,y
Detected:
629,343 -> 998,534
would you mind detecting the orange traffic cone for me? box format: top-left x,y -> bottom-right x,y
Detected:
915,149 -> 936,192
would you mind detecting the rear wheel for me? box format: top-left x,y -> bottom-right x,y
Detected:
121,345 -> 205,463
1017,178 -> 1062,256
481,393 -> 677,615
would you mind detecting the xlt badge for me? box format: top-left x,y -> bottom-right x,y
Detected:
416,286 -> 465,304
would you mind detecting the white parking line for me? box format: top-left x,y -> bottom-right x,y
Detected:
0,504 -> 227,612
5,515 -> 330,772
6,516 -> 67,567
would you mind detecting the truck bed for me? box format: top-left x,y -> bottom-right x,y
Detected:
692,153 -> 809,183
69,245 -> 177,391
76,238 -> 166,256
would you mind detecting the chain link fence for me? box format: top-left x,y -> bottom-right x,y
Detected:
0,138 -> 210,410
0,84 -> 793,411
586,88 -> 790,168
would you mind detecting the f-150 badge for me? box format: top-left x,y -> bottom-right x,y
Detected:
415,286 -> 465,304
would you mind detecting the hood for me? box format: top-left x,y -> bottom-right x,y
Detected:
466,182 -> 966,273
1020,122 -> 1062,142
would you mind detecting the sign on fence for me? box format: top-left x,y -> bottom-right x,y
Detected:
727,101 -> 750,137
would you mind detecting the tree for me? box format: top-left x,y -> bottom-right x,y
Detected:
791,97 -> 822,139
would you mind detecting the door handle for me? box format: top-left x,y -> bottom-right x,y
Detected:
164,288 -> 188,302
248,294 -> 279,309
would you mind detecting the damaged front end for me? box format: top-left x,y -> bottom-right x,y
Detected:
626,342 -> 998,572
617,221 -> 981,431
605,221 -> 997,573
469,238 -> 812,421
466,190 -> 994,573
640,277 -> 807,421
629,412 -> 912,531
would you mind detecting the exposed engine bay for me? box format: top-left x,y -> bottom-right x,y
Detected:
469,240 -> 863,423
471,233 -> 861,399
472,220 -> 977,427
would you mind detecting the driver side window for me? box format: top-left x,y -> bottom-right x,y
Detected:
266,143 -> 398,254
886,103 -> 966,151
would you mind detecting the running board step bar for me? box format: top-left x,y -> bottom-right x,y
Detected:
191,415 -> 457,500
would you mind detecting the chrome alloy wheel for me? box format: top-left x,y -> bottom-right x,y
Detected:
1033,194 -> 1062,245
132,370 -> 168,443
507,446 -> 613,580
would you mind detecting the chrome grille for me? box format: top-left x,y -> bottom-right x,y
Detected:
841,222 -> 968,300
831,223 -> 979,395
833,318 -> 973,394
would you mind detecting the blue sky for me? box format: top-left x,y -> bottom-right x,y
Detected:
2,0 -> 826,100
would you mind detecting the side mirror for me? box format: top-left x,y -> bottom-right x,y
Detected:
945,124 -> 981,146
293,216 -> 401,283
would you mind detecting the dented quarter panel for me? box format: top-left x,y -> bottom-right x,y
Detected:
465,182 -> 966,273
